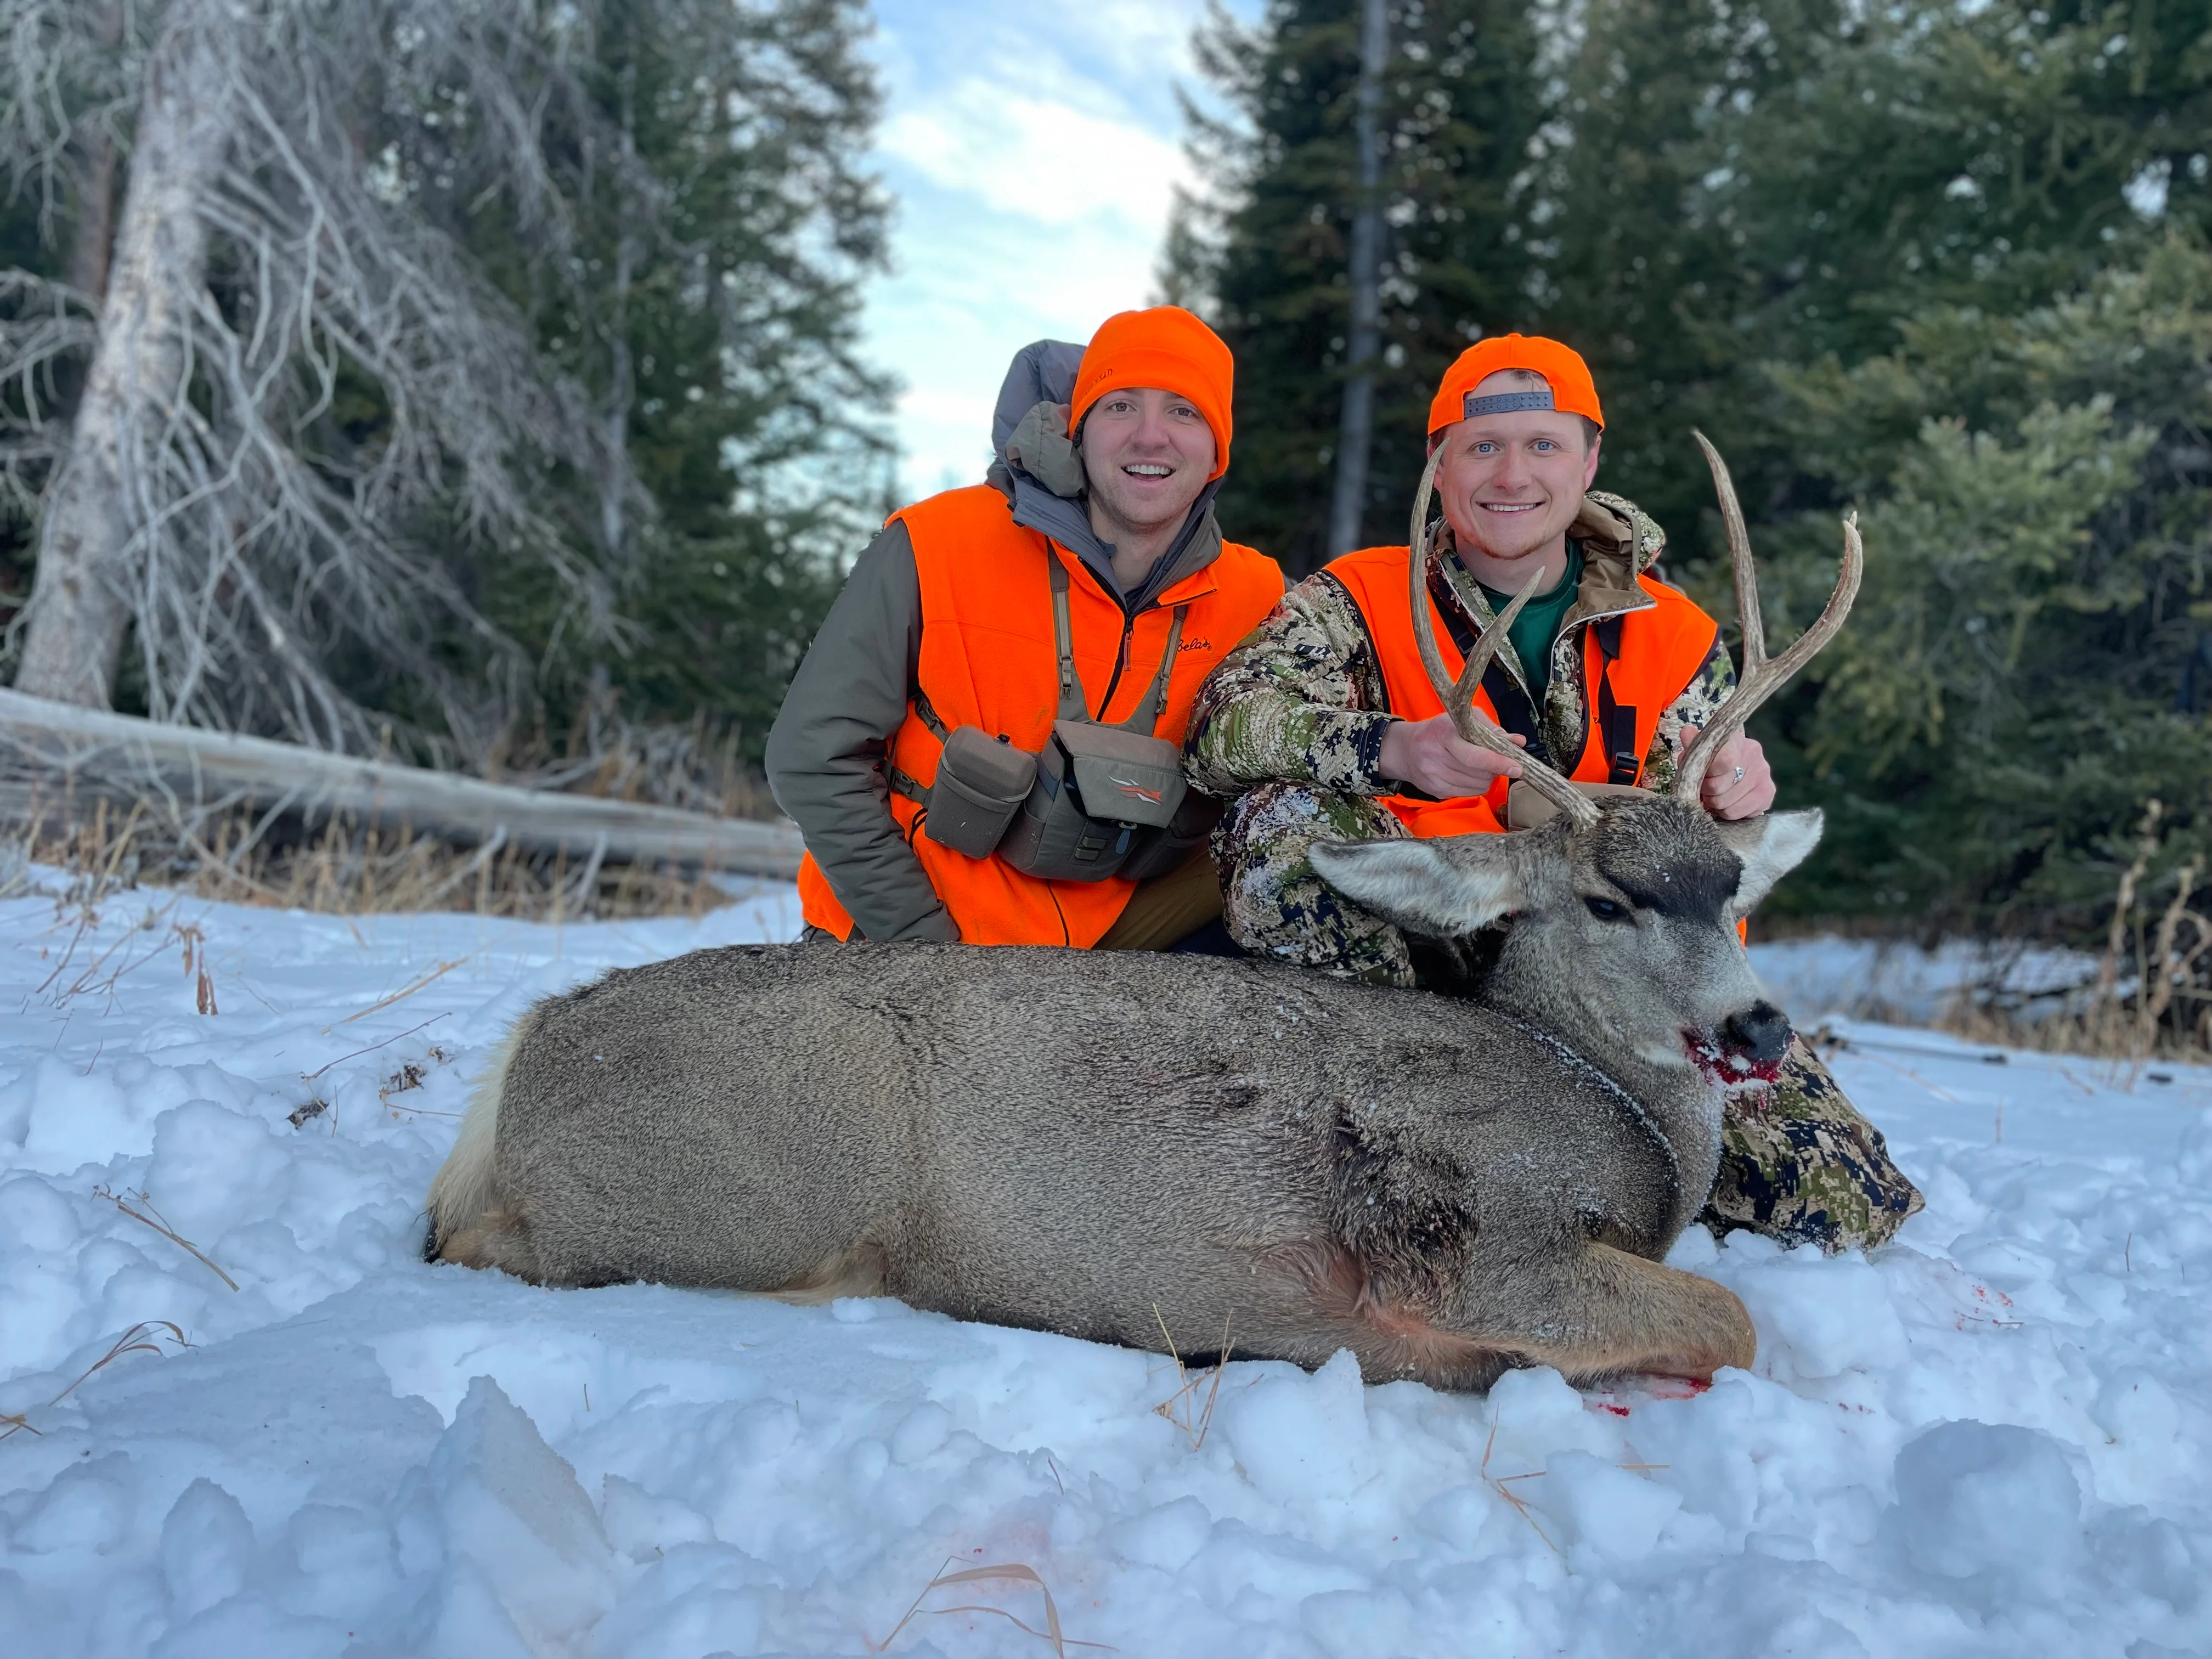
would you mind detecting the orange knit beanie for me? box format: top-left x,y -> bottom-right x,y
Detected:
1068,306 -> 1235,479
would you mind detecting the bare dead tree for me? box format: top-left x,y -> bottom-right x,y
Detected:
0,0 -> 674,760
0,0 -> 135,527
12,0 -> 234,715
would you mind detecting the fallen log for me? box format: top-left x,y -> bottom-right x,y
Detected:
0,689 -> 804,878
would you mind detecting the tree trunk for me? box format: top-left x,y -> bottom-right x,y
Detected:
598,59 -> 639,568
66,132 -> 120,304
1325,0 -> 1390,566
16,0 -> 239,709
0,687 -> 805,875
67,0 -> 127,303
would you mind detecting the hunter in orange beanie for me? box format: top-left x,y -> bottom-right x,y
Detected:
1427,334 -> 1605,437
1069,306 -> 1235,479
765,306 -> 1282,956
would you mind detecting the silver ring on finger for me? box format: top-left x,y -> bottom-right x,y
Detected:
1732,765 -> 1745,783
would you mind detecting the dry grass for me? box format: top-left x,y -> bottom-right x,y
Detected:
472,693 -> 778,822
9,784 -> 738,923
1,1322 -> 192,1443
1936,999 -> 2208,1068
1936,800 -> 2212,1068
1479,1420 -> 1559,1555
93,1186 -> 240,1293
176,922 -> 218,1014
1149,1305 -> 1234,1452
876,1558 -> 1111,1656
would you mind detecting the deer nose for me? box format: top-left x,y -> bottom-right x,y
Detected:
1724,1001 -> 1792,1065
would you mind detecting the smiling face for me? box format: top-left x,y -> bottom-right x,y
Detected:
1434,370 -> 1602,574
1079,386 -> 1217,541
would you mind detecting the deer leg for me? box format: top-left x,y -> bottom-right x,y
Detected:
1475,1243 -> 1756,1386
1267,1236 -> 1754,1391
433,1198 -> 545,1282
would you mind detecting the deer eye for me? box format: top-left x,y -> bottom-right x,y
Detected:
1584,896 -> 1630,922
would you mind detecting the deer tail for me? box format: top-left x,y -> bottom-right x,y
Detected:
424,1006 -> 538,1264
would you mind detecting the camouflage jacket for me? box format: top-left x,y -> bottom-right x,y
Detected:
1185,492 -> 1735,800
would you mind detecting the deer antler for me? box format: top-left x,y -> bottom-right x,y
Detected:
1671,432 -> 1864,807
1406,445 -> 1601,829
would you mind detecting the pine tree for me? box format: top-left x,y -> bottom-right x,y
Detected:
1756,238 -> 2212,930
1519,0 -> 1848,560
417,0 -> 893,761
1531,0 -> 2212,569
1171,0 -> 1544,575
1177,0 -> 2212,932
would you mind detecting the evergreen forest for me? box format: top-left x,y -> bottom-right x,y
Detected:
0,0 -> 2206,941
1170,0 -> 2212,935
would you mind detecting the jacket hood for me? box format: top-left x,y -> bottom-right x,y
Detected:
1559,493 -> 1650,626
991,340 -> 1087,458
1576,490 -> 1669,582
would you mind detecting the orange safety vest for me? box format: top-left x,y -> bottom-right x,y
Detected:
1327,543 -> 1719,838
797,484 -> 1284,946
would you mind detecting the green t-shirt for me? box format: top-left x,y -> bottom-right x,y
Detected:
1474,543 -> 1583,701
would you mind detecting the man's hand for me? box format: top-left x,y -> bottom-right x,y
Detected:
1378,710 -> 1526,799
1684,725 -> 1775,820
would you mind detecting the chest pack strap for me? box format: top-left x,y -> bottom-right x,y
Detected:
889,554 -> 1188,810
885,765 -> 928,806
910,685 -> 950,740
1592,613 -> 1640,785
885,690 -> 953,806
1048,550 -> 1187,735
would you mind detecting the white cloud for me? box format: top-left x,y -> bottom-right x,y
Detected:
1051,0 -> 1214,84
880,84 -> 1190,231
859,0 -> 1246,504
870,193 -> 1170,492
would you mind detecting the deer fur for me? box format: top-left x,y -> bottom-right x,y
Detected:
425,794 -> 1820,1391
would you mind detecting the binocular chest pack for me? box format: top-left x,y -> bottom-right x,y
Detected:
911,551 -> 1212,884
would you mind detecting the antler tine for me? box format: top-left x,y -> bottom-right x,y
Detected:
1448,567 -> 1544,710
1671,435 -> 1865,804
1407,444 -> 1459,703
1406,444 -> 1601,829
1696,431 -> 1765,679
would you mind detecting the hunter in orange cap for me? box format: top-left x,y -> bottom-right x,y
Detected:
1184,331 -> 1923,1254
765,311 -> 1282,953
1192,329 -> 1773,873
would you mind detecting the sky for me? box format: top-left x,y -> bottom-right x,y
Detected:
860,0 -> 1252,499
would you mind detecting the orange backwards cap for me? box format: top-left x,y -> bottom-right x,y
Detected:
1427,334 -> 1604,436
1068,306 -> 1234,479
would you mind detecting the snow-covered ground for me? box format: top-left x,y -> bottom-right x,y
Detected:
1,879 -> 2206,1659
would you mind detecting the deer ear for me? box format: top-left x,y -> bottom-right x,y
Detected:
1309,835 -> 1526,937
1714,808 -> 1823,914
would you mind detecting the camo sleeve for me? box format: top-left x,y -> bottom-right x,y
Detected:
1184,571 -> 1401,798
1640,636 -> 1737,794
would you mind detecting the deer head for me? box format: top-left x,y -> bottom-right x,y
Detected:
1310,433 -> 1863,1097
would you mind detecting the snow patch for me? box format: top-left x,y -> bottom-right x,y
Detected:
0,900 -> 2204,1655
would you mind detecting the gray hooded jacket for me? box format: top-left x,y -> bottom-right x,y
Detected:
763,342 -> 1231,943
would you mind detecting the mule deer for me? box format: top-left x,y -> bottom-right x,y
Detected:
427,437 -> 1861,1391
